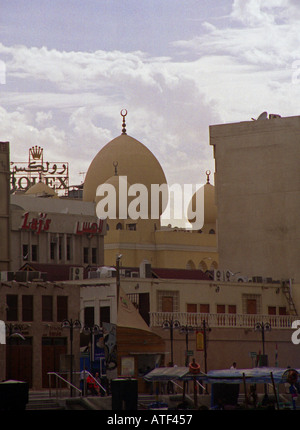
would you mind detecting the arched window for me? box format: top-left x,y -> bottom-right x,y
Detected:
210,261 -> 218,270
116,222 -> 123,230
209,229 -> 215,234
198,261 -> 208,272
186,260 -> 196,270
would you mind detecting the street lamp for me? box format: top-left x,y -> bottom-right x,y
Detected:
162,319 -> 180,366
116,254 -> 122,308
62,318 -> 81,396
198,320 -> 210,375
179,325 -> 194,366
254,321 -> 271,357
82,324 -> 102,367
254,321 -> 271,402
6,323 -> 26,341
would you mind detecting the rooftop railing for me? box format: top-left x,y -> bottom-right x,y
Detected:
149,312 -> 299,329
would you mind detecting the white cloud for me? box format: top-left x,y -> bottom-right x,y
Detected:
1,0 -> 300,189
35,110 -> 52,125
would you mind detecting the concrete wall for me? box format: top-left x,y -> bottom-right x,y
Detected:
210,115 -> 300,283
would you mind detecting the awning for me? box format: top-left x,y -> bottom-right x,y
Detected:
144,366 -> 300,384
203,367 -> 300,385
144,366 -> 206,381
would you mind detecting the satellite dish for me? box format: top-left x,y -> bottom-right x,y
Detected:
251,112 -> 268,121
257,111 -> 268,120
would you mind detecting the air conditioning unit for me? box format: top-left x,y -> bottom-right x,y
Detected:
88,271 -> 100,279
15,271 -> 29,282
28,271 -> 41,281
224,270 -> 234,282
0,271 -> 14,281
95,266 -> 116,278
70,267 -> 84,280
214,269 -> 224,281
237,276 -> 249,283
139,260 -> 152,278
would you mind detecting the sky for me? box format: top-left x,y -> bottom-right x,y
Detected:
1,0 -> 300,190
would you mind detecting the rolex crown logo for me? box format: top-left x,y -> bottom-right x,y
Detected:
30,145 -> 43,160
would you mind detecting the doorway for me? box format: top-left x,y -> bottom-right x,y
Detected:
42,337 -> 67,388
6,337 -> 33,387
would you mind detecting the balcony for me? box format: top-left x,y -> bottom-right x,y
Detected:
149,312 -> 299,329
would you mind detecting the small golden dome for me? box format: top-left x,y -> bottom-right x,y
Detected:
25,181 -> 57,197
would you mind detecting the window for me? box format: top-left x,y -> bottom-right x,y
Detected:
126,223 -> 136,231
200,304 -> 210,313
31,245 -> 38,261
242,294 -> 261,314
83,247 -> 89,264
217,304 -> 226,314
187,304 -> 197,313
116,223 -> 123,230
66,236 -> 71,261
6,295 -> 18,321
100,306 -> 110,325
57,296 -> 68,322
158,291 -> 179,312
247,300 -> 257,314
92,248 -> 97,264
162,296 -> 174,312
22,295 -> 33,321
58,236 -> 62,260
279,307 -> 287,315
186,260 -> 196,270
22,244 -> 29,261
228,305 -> 237,314
84,307 -> 94,327
268,306 -> 276,315
50,242 -> 56,260
187,303 -> 197,324
42,296 -> 53,321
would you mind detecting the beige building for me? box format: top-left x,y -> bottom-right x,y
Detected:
0,278 -> 81,390
9,184 -> 106,276
210,114 -> 300,285
79,267 -> 300,374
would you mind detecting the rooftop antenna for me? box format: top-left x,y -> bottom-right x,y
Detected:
120,109 -> 127,134
79,171 -> 86,183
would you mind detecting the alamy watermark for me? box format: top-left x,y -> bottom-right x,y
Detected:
291,320 -> 300,345
95,176 -> 204,230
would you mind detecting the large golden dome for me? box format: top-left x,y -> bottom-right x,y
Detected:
83,112 -> 167,217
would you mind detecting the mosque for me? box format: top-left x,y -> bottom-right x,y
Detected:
1,112 -> 300,389
82,110 -> 218,272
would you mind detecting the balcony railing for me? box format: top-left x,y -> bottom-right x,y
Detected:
149,312 -> 299,329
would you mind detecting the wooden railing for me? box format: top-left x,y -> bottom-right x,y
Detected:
149,312 -> 299,329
